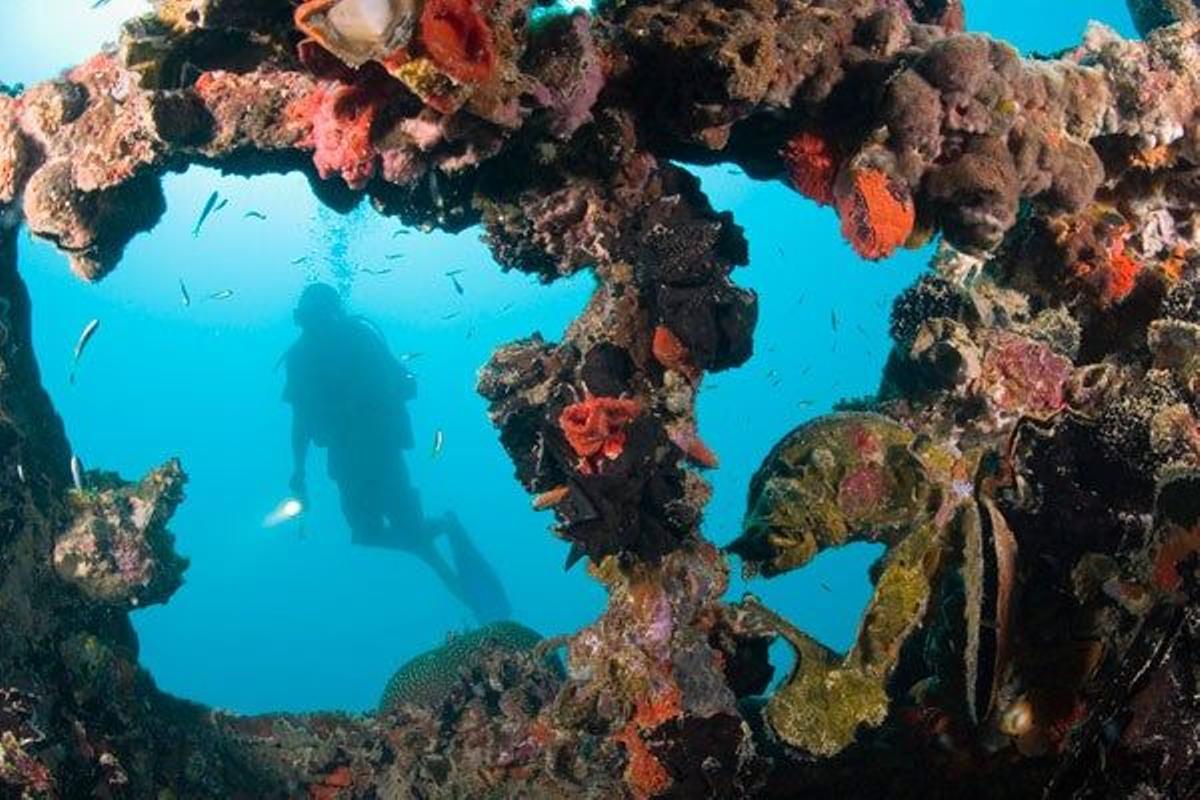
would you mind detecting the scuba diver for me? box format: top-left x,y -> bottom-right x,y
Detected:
282,282 -> 510,623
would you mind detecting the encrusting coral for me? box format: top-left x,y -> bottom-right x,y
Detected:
729,413 -> 950,756
2,0 -> 1200,797
54,460 -> 189,608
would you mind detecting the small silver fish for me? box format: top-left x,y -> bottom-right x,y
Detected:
361,267 -> 392,276
431,429 -> 444,458
244,210 -> 267,220
392,229 -> 411,238
440,312 -> 460,321
70,455 -> 83,491
70,318 -> 100,383
73,318 -> 100,361
208,289 -> 234,301
192,191 -> 220,237
179,279 -> 191,307
831,310 -> 838,331
16,463 -> 25,483
448,274 -> 464,295
290,256 -> 308,265
213,198 -> 229,213
385,252 -> 406,261
429,170 -> 444,209
398,352 -> 422,362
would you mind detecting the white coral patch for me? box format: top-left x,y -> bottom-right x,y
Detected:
328,0 -> 394,43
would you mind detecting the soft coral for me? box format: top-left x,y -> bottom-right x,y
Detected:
419,0 -> 497,84
559,396 -> 641,474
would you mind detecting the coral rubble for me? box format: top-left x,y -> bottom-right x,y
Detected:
2,0 -> 1200,796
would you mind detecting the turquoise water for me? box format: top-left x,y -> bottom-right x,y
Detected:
4,2 -> 1136,714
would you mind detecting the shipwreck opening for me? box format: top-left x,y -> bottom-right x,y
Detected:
755,541 -> 886,684
20,164 -> 606,713
1,0 -> 1190,793
686,165 -> 924,650
1,1 -> 150,89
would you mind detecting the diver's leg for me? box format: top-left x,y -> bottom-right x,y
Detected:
381,451 -> 453,554
374,452 -> 482,610
336,476 -> 387,547
410,542 -> 475,608
440,511 -> 512,623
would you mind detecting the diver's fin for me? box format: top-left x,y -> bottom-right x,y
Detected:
564,542 -> 587,571
443,513 -> 512,624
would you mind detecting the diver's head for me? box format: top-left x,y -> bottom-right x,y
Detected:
294,283 -> 344,329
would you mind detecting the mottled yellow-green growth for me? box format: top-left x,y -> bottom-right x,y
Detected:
733,413 -> 951,756
851,520 -> 942,674
742,596 -> 892,757
731,413 -> 934,576
391,58 -> 467,108
378,621 -> 545,713
768,662 -> 890,758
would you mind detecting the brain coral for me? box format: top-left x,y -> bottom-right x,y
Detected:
378,621 -> 548,712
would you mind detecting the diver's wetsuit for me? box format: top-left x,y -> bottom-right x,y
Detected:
283,315 -> 421,549
282,288 -> 512,623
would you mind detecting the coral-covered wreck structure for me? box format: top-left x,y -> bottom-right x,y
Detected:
3,0 -> 1200,796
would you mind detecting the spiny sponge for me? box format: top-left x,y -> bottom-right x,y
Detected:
781,130 -> 838,206
889,275 -> 966,347
1095,373 -> 1184,479
378,621 -> 545,713
835,167 -> 915,261
1162,279 -> 1200,323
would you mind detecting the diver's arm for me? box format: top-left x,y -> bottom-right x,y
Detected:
290,415 -> 310,501
398,366 -> 417,401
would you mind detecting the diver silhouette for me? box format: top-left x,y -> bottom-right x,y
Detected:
282,283 -> 511,623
